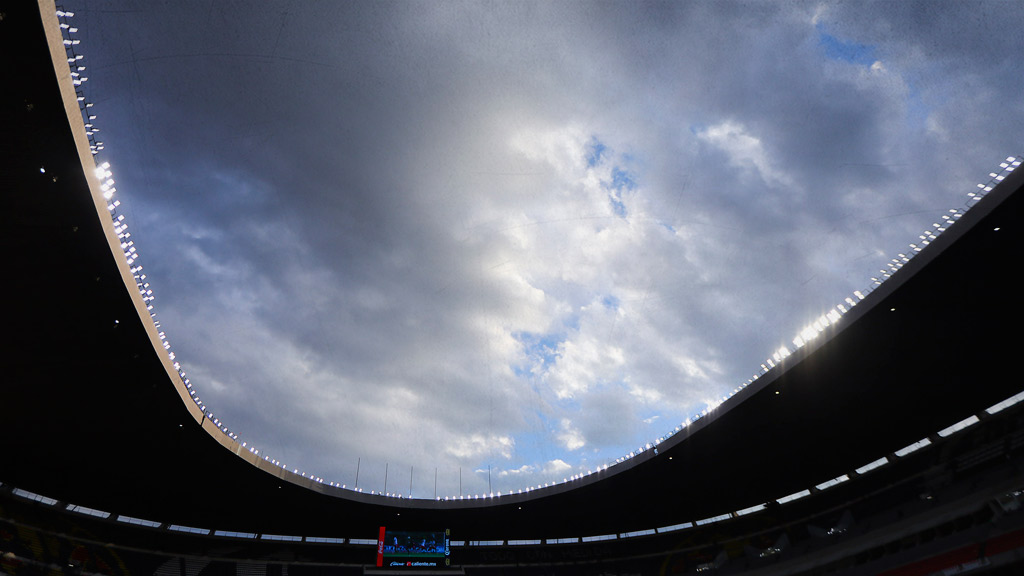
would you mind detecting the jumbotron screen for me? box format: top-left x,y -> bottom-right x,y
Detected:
375,527 -> 451,568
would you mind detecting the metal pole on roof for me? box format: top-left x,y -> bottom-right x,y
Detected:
355,457 -> 360,489
384,463 -> 389,494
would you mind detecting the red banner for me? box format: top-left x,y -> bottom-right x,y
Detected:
376,526 -> 386,567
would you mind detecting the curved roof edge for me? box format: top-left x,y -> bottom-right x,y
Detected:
34,0 -> 1024,513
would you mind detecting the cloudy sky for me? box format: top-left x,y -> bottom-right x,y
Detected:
67,1 -> 1023,498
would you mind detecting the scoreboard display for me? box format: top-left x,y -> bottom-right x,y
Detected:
376,527 -> 451,568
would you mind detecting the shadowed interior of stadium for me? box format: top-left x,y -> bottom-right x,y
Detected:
3,2 -> 1024,575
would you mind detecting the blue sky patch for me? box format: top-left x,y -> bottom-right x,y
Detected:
564,311 -> 581,331
818,26 -> 876,66
585,138 -> 607,167
515,331 -> 564,375
611,167 -> 636,191
607,166 -> 636,217
609,194 -> 627,217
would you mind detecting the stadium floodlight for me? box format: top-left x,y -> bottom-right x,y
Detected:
894,438 -> 931,457
815,474 -> 849,491
736,503 -> 767,516
777,489 -> 811,504
937,415 -> 980,437
986,390 -> 1024,414
855,457 -> 888,475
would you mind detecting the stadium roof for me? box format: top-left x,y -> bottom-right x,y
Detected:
2,1 -> 1022,541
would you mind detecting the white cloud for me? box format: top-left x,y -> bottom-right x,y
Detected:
445,434 -> 515,461
542,459 -> 574,476
496,464 -> 535,478
557,419 -> 586,451
547,336 -> 626,400
697,121 -> 794,189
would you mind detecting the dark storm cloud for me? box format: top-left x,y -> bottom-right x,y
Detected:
68,0 -> 1024,496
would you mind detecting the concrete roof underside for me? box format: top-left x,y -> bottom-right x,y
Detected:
2,1 -> 1023,541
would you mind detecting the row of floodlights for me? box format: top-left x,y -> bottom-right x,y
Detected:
582,154 -> 1021,486
872,156 -> 1019,290
96,156 -> 223,433
722,155 -> 1022,409
56,9 -> 103,156
60,9 -> 1022,499
8,386 -> 1021,545
62,4 -> 229,439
